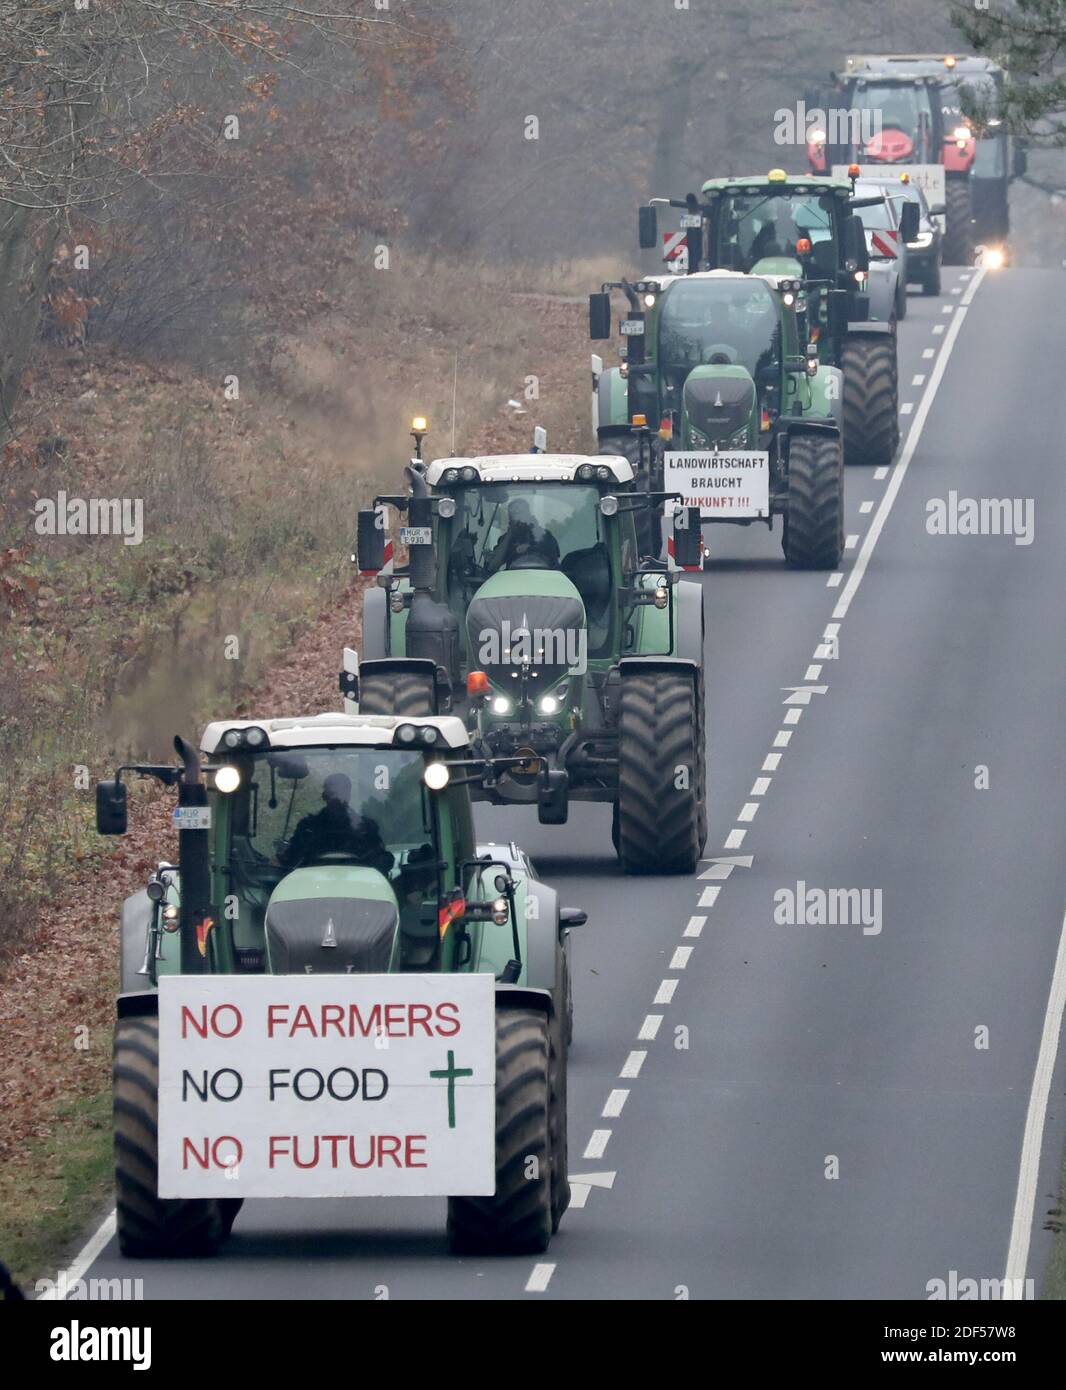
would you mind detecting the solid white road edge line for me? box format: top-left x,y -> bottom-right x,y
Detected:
36,1210 -> 117,1301
1003,902 -> 1066,1294
831,269 -> 985,622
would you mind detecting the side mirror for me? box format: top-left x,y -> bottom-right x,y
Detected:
826,288 -> 849,337
357,508 -> 385,574
928,202 -> 946,217
589,292 -> 612,341
96,780 -> 128,836
638,204 -> 658,249
843,215 -> 869,272
406,496 -> 436,589
899,202 -> 920,242
1012,145 -> 1027,178
673,506 -> 703,569
559,906 -> 587,930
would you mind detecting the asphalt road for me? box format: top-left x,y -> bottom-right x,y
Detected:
74,266 -> 1066,1300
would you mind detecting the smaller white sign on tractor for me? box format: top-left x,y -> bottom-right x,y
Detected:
664,451 -> 770,520
157,974 -> 496,1199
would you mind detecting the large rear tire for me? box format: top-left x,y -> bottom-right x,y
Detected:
783,433 -> 844,571
841,335 -> 898,468
617,668 -> 702,875
943,179 -> 975,266
114,1016 -> 225,1258
447,1009 -> 553,1254
358,667 -> 435,716
923,256 -> 942,297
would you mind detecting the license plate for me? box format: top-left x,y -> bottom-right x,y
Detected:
400,526 -> 432,545
680,214 -> 702,228
173,806 -> 212,831
620,319 -> 645,336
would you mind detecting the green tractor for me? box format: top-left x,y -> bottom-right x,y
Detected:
630,169 -> 914,468
590,269 -> 844,571
98,712 -> 581,1255
350,425 -> 707,875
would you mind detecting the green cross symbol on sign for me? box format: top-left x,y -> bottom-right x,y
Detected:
429,1050 -> 474,1128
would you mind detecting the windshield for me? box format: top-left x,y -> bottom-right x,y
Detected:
658,278 -> 781,377
227,747 -> 438,886
852,82 -> 934,142
715,191 -> 838,268
448,483 -> 604,578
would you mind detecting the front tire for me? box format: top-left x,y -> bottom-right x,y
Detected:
783,433 -> 844,570
841,335 -> 899,468
923,256 -> 942,297
617,668 -> 702,874
447,1009 -> 553,1254
114,1016 -> 225,1258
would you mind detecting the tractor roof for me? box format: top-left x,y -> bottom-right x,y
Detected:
650,269 -> 797,294
701,172 -> 852,197
842,54 -> 1002,80
425,453 -> 634,485
200,713 -> 471,755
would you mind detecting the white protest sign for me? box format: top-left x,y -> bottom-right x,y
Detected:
834,163 -> 946,220
664,450 -> 770,519
158,974 -> 496,1198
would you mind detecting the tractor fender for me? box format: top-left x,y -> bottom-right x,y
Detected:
844,320 -> 895,339
619,654 -> 702,694
779,416 -> 841,441
120,890 -> 154,995
117,989 -> 159,1020
595,365 -> 630,433
863,263 -> 898,324
674,580 -> 705,666
361,585 -> 388,661
807,365 -> 844,432
522,878 -> 562,998
494,984 -> 553,1016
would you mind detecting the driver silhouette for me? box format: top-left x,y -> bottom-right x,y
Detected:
488,498 -> 560,572
279,772 -> 394,874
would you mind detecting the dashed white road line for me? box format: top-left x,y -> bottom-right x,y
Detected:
723,828 -> 746,848
698,884 -> 720,907
922,348 -> 935,359
737,802 -> 759,822
621,1049 -> 647,1078
638,1014 -> 662,1041
683,916 -> 705,938
584,1129 -> 612,1160
932,323 -> 946,335
773,730 -> 792,748
831,269 -> 984,623
826,571 -> 843,587
783,708 -> 802,725
602,1089 -> 629,1118
670,946 -> 693,970
911,374 -> 925,386
526,1263 -> 555,1293
762,752 -> 782,771
874,466 -> 889,480
845,534 -> 859,550
653,979 -> 677,1005
859,500 -> 874,514
750,777 -> 771,795
900,402 -> 914,415
804,664 -> 822,680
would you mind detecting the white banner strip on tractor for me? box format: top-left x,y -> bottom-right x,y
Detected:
664,450 -> 770,520
158,974 -> 496,1198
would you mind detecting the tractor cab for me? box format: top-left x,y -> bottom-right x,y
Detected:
97,714 -> 553,986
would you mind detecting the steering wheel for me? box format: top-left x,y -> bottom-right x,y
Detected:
508,552 -> 555,570
701,343 -> 738,365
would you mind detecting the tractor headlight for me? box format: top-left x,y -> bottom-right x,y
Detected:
396,723 -> 420,745
161,905 -> 180,931
244,726 -> 267,748
596,465 -> 611,480
214,765 -> 241,793
491,696 -> 513,716
599,494 -> 619,517
492,897 -> 509,925
538,695 -> 560,715
461,466 -> 478,482
437,497 -> 456,519
423,761 -> 450,791
443,468 -> 460,484
654,585 -> 669,609
222,729 -> 243,749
